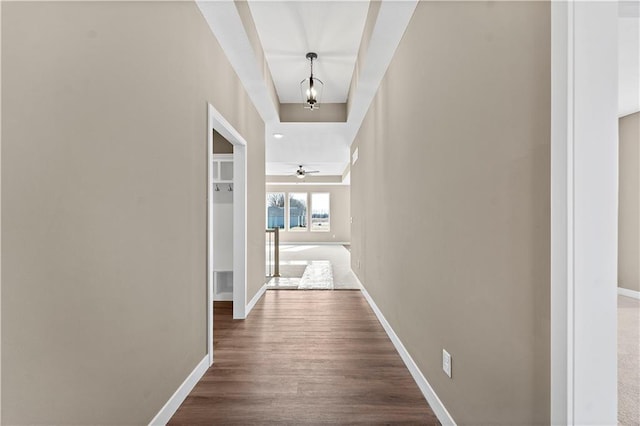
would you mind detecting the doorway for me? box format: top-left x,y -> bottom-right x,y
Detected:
207,103 -> 248,366
211,134 -> 234,302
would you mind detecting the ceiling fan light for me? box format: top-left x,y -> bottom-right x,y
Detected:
296,173 -> 305,179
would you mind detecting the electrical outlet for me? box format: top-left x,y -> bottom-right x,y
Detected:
350,216 -> 353,224
442,349 -> 452,378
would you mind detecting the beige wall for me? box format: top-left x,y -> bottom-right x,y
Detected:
279,103 -> 347,123
213,130 -> 234,154
1,2 -> 264,424
619,112 -> 640,292
350,2 -> 550,424
266,184 -> 350,243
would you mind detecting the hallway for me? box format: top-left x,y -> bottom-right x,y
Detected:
169,291 -> 438,424
0,1 -> 629,424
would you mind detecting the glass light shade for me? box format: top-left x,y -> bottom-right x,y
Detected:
300,77 -> 323,110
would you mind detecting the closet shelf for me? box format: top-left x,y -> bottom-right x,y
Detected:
212,154 -> 233,183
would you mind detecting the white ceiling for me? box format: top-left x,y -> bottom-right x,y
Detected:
266,123 -> 350,175
247,1 -> 370,104
619,3 -> 640,117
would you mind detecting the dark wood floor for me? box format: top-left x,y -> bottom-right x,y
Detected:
169,290 -> 438,425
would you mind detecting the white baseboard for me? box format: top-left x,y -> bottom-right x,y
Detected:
149,355 -> 209,426
618,287 -> 640,300
356,278 -> 456,426
246,283 -> 267,316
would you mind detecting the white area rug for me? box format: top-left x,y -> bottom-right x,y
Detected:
298,261 -> 333,289
266,244 -> 361,290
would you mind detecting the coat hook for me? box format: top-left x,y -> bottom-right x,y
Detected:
228,184 -> 233,192
215,184 -> 220,192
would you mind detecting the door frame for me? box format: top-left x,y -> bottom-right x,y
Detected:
207,103 -> 248,366
550,1 -> 618,423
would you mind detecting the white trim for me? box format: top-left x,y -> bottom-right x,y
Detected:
208,103 -> 249,334
207,106 -> 214,366
246,283 -> 267,316
209,106 -> 247,149
355,277 -> 456,425
232,144 -> 247,320
551,2 -> 619,423
551,2 -> 573,421
618,287 -> 640,300
148,355 -> 209,426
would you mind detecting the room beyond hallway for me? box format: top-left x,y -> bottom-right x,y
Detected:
169,291 -> 438,424
267,244 -> 360,290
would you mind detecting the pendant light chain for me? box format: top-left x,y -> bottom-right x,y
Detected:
301,52 -> 323,110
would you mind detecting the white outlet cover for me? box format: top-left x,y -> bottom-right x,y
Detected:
442,349 -> 452,378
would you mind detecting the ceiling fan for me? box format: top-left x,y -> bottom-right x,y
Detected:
295,165 -> 319,179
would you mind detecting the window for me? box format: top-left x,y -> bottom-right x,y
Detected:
268,192 -> 330,232
266,192 -> 285,229
311,193 -> 330,232
288,193 -> 308,231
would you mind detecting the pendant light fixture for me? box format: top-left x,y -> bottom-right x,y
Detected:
300,52 -> 323,110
